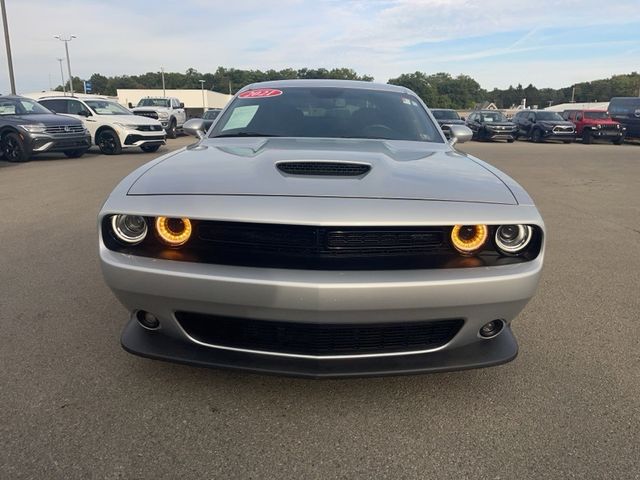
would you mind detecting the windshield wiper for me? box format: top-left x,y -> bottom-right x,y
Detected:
213,132 -> 281,138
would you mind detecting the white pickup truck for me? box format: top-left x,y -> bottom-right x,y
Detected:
131,97 -> 186,138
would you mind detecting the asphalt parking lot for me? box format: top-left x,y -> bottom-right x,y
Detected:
1,138 -> 639,479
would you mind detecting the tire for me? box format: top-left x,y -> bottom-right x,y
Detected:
166,119 -> 177,139
613,137 -> 624,145
96,129 -> 122,155
64,148 -> 88,158
563,140 -> 572,144
507,138 -> 515,143
140,144 -> 161,153
1,132 -> 29,162
582,130 -> 592,144
532,129 -> 543,143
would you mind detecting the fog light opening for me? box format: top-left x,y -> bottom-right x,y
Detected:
479,319 -> 504,339
135,310 -> 160,330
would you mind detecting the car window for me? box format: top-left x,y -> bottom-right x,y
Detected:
431,109 -> 459,120
137,98 -> 170,107
535,111 -> 563,121
609,98 -> 640,115
480,112 -> 507,123
0,97 -> 52,115
211,87 -> 444,143
85,100 -> 132,115
68,100 -> 89,115
576,113 -> 583,121
528,113 -> 535,121
40,99 -> 68,113
203,110 -> 220,120
584,111 -> 609,120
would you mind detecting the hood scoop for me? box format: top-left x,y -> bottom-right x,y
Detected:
277,161 -> 371,177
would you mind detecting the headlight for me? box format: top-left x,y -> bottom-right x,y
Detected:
155,217 -> 192,246
495,225 -> 532,254
451,225 -> 488,254
111,215 -> 148,244
158,112 -> 169,119
596,124 -> 602,129
19,124 -> 46,133
115,123 -> 138,130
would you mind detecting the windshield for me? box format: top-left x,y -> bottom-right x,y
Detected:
0,97 -> 52,115
137,98 -> 170,107
479,111 -> 507,123
210,87 -> 443,142
85,100 -> 132,115
536,111 -> 563,121
431,109 -> 460,120
584,111 -> 609,120
203,109 -> 221,120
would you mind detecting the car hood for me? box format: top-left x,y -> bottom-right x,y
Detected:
437,119 -> 466,125
128,138 -> 517,205
105,114 -> 162,125
482,122 -> 516,128
10,113 -> 83,126
538,120 -> 574,128
133,106 -> 169,113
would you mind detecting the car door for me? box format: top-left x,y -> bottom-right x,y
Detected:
65,99 -> 99,140
466,113 -> 478,133
574,112 -> 584,134
172,98 -> 186,125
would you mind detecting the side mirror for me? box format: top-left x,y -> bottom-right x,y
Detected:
179,103 -> 185,109
460,116 -> 465,121
183,118 -> 213,139
78,110 -> 91,117
128,102 -> 133,109
448,125 -> 473,146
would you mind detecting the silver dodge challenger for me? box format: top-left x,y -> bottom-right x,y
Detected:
99,80 -> 544,378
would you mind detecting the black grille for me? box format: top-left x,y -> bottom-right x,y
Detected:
133,111 -> 159,119
44,125 -> 85,134
277,162 -> 371,176
136,125 -> 163,132
176,312 -> 464,356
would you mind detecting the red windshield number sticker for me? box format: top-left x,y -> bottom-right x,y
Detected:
238,88 -> 283,99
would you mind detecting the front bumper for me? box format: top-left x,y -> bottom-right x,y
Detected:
118,127 -> 166,148
587,128 -> 625,139
542,130 -> 575,140
28,132 -> 91,153
101,244 -> 542,377
485,129 -> 518,141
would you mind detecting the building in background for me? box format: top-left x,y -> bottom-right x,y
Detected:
545,102 -> 609,112
117,89 -> 232,118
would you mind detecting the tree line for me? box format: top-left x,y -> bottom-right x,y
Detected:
56,68 -> 640,110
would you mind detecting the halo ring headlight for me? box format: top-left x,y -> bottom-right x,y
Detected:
451,225 -> 488,254
111,214 -> 147,245
495,225 -> 532,254
155,217 -> 192,246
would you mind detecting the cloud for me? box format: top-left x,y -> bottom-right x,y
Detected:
1,0 -> 639,94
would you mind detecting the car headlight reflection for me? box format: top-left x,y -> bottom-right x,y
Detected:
495,225 -> 532,254
111,214 -> 148,244
155,217 -> 192,246
451,225 -> 488,254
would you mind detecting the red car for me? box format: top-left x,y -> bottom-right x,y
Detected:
562,110 -> 625,144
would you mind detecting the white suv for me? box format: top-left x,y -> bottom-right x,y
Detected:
38,96 -> 166,155
131,97 -> 186,139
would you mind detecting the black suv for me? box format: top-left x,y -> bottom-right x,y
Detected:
608,97 -> 640,140
465,110 -> 518,142
430,108 -> 466,139
0,95 -> 90,162
512,110 -> 575,143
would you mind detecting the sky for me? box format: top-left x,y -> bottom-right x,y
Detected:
1,0 -> 639,94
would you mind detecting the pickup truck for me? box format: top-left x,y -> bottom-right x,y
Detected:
131,97 -> 186,138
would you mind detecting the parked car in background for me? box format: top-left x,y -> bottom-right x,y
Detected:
512,110 -> 575,143
131,97 -> 186,139
430,108 -> 466,139
38,96 -> 165,155
202,108 -> 222,121
608,97 -> 640,140
466,110 -> 518,142
0,95 -> 90,162
563,110 -> 625,144
99,79 -> 544,377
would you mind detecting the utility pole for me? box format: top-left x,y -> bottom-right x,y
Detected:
54,35 -> 76,95
570,86 -> 575,103
1,0 -> 16,94
57,58 -> 66,94
229,79 -> 232,95
161,67 -> 165,97
199,79 -> 206,112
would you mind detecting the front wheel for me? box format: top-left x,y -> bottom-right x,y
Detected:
563,140 -> 572,144
97,130 -> 122,155
1,132 -> 29,162
64,148 -> 88,158
532,129 -> 543,143
507,138 -> 515,143
140,144 -> 161,153
166,119 -> 177,139
613,137 -> 624,145
582,130 -> 593,144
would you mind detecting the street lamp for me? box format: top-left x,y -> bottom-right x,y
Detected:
1,0 -> 16,94
199,79 -> 206,112
160,66 -> 165,97
54,34 -> 76,95
56,58 -> 66,94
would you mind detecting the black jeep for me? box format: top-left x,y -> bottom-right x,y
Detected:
0,95 -> 91,162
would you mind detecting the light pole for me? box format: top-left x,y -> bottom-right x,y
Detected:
1,0 -> 16,94
160,67 -> 165,97
199,79 -> 206,112
56,58 -> 66,94
54,34 -> 76,95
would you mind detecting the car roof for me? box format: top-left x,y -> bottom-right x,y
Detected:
430,108 -> 455,111
38,95 -> 111,101
240,79 -> 411,94
0,95 -> 33,100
